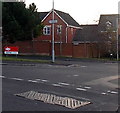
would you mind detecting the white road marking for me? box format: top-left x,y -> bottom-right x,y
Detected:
41,79 -> 48,82
110,91 -> 118,94
84,86 -> 91,89
107,90 -> 111,93
73,75 -> 79,77
28,80 -> 38,83
80,66 -> 87,68
107,90 -> 118,94
101,92 -> 107,95
10,78 -> 23,81
52,84 -> 62,87
76,88 -> 87,91
58,82 -> 70,86
0,75 -> 6,78
15,91 -> 91,109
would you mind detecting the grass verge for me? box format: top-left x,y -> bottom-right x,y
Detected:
2,56 -> 50,63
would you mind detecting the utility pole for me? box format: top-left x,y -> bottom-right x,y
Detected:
116,17 -> 119,61
52,0 -> 55,63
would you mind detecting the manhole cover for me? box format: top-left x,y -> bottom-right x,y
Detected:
15,91 -> 91,109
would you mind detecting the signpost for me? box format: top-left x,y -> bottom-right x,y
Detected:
49,20 -> 57,24
51,0 -> 55,63
4,46 -> 19,55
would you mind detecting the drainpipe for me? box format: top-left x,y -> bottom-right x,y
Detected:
66,26 -> 68,43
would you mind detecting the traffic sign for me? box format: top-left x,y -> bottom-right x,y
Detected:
4,46 -> 19,55
49,20 -> 57,24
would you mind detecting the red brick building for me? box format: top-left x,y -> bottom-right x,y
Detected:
36,9 -> 81,43
2,9 -> 99,58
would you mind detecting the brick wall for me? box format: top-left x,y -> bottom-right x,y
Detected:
2,41 -> 99,58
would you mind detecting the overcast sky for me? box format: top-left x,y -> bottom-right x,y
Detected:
25,0 -> 119,25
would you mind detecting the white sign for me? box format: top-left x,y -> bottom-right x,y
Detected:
4,51 -> 18,54
5,47 -> 11,51
49,20 -> 58,24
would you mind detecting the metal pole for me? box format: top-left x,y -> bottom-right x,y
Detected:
52,0 -> 55,63
116,17 -> 119,61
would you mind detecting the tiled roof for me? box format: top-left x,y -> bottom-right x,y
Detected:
55,10 -> 80,27
38,12 -> 48,21
38,9 -> 80,27
98,14 -> 119,31
73,25 -> 98,42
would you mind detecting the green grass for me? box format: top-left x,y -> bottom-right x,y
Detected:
2,56 -> 50,63
1,55 -> 120,63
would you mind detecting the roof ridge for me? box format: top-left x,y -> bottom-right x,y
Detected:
54,9 -> 69,15
100,14 -> 119,16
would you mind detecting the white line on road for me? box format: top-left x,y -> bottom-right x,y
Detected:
80,66 -> 87,68
84,86 -> 91,89
76,88 -> 87,91
73,75 -> 79,77
28,80 -> 38,83
41,79 -> 49,82
107,90 -> 118,94
0,75 -> 6,78
52,84 -> 62,87
101,92 -> 107,95
10,78 -> 24,81
58,82 -> 70,86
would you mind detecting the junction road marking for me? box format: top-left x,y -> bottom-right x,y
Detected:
58,82 -> 70,86
101,92 -> 107,95
28,80 -> 38,83
84,86 -> 91,89
80,66 -> 87,68
76,88 -> 87,91
0,75 -> 6,78
52,84 -> 63,87
73,75 -> 79,77
107,90 -> 118,94
41,79 -> 49,82
15,91 -> 91,109
10,78 -> 23,81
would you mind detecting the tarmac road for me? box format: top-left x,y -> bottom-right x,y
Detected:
1,59 -> 119,112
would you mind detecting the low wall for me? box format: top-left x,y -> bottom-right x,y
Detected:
2,41 -> 99,58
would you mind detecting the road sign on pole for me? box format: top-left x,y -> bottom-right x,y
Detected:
52,0 -> 55,63
49,20 -> 57,24
4,46 -> 19,55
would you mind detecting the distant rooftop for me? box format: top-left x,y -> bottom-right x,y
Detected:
73,25 -> 98,42
98,14 -> 119,30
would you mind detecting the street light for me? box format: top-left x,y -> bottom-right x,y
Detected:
116,17 -> 119,61
52,0 -> 55,63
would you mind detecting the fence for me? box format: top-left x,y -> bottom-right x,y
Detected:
2,40 -> 98,58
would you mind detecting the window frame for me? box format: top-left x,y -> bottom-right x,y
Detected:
57,25 -> 62,34
43,25 -> 51,35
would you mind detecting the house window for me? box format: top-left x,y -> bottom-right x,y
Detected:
57,25 -> 62,34
43,25 -> 51,35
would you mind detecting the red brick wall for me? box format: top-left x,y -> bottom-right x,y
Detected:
3,41 -> 33,54
36,11 -> 67,43
2,41 -> 98,58
67,27 -> 77,43
33,41 -> 50,55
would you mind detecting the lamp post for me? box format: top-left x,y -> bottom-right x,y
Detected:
116,17 -> 119,61
52,0 -> 55,63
